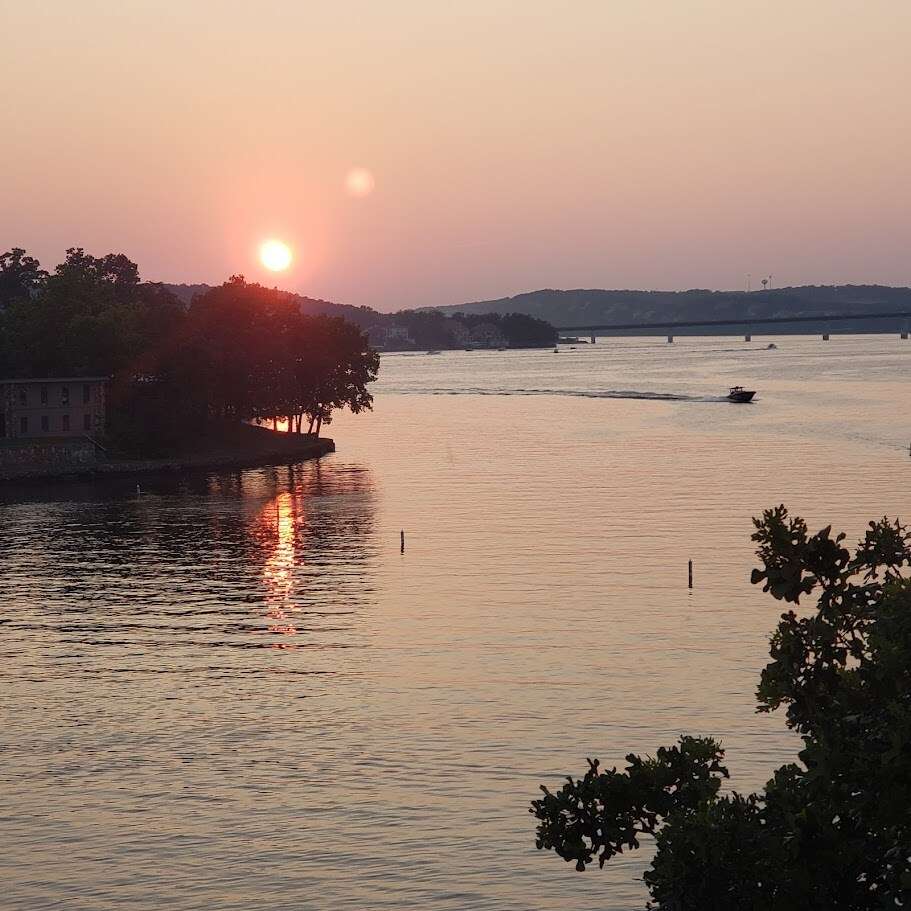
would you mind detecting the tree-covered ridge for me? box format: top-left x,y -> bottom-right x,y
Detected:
441,286 -> 911,332
531,507 -> 911,909
0,249 -> 379,455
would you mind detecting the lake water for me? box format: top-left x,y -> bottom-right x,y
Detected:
3,335 -> 910,910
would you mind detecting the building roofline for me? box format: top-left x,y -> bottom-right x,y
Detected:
0,377 -> 109,384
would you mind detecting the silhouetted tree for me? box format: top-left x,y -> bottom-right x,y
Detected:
0,253 -> 379,455
183,277 -> 378,434
0,247 -> 47,307
0,248 -> 185,379
289,315 -> 379,435
531,506 -> 911,909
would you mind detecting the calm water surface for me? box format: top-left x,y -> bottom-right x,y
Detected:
2,336 -> 910,909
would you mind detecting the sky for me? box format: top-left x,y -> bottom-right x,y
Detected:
2,0 -> 910,310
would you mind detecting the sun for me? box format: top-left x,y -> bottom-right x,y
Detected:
260,239 -> 293,272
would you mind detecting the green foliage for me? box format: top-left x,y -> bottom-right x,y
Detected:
531,506 -> 911,909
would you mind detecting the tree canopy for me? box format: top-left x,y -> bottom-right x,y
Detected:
0,249 -> 379,455
181,275 -> 378,437
0,247 -> 47,308
531,506 -> 911,909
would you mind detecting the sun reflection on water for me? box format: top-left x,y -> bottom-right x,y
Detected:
259,491 -> 301,641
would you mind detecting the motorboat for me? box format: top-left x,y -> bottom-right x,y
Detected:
727,385 -> 755,403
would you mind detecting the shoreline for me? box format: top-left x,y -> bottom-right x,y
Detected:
0,434 -> 335,485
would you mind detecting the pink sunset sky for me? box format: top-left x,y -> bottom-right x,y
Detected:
2,0 -> 909,310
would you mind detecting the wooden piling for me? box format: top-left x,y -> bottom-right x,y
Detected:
400,530 -> 405,554
688,560 -> 693,589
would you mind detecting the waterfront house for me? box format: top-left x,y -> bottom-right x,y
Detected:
367,325 -> 414,350
0,377 -> 107,440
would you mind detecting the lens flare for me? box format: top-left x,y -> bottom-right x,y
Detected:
345,167 -> 375,197
260,239 -> 292,271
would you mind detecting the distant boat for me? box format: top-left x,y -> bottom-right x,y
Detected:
426,350 -> 441,355
727,385 -> 756,403
767,343 -> 777,349
553,347 -> 559,353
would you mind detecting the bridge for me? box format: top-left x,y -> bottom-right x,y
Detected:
556,310 -> 911,341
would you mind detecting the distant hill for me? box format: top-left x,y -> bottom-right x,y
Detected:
161,283 -> 556,350
437,285 -> 911,334
163,283 -> 376,327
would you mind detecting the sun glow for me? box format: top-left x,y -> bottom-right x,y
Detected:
260,239 -> 293,272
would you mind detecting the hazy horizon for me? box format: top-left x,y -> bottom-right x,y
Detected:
3,0 -> 910,311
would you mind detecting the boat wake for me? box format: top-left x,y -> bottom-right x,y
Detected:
386,386 -> 727,402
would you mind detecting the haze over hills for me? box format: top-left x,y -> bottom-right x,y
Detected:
437,285 -> 911,334
162,284 -> 555,350
164,282 -> 911,341
165,283 -> 375,324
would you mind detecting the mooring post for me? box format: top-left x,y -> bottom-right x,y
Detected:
688,560 -> 693,589
400,530 -> 405,554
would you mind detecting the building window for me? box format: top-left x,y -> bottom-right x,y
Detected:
62,414 -> 70,432
19,416 -> 27,434
61,385 -> 70,405
40,385 -> 48,405
41,415 -> 49,432
18,386 -> 26,406
83,384 -> 91,404
83,413 -> 91,431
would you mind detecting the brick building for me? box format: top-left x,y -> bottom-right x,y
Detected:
0,377 -> 107,440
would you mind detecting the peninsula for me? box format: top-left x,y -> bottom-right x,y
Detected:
0,248 -> 377,481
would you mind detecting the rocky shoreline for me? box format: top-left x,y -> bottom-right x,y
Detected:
0,434 -> 335,485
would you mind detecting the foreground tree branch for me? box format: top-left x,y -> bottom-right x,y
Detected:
531,507 -> 911,909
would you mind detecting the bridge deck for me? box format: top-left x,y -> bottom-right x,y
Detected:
556,311 -> 911,332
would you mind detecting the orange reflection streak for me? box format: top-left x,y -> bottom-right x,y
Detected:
258,491 -> 303,640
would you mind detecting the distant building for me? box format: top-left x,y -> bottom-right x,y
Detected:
0,377 -> 107,440
368,325 -> 414,350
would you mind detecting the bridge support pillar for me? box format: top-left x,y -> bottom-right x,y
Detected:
823,333 -> 830,341
591,335 -> 596,344
745,333 -> 752,342
667,334 -> 674,344
901,332 -> 908,340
